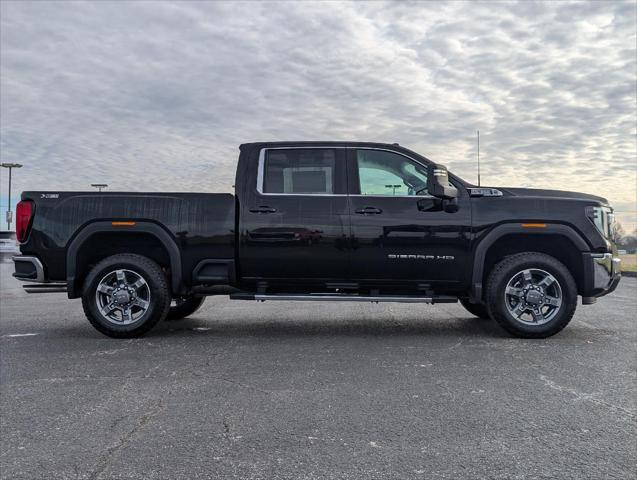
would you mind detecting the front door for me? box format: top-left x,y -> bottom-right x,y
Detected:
347,148 -> 472,287
240,147 -> 349,285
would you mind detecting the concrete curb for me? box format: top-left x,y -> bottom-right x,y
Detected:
621,271 -> 637,278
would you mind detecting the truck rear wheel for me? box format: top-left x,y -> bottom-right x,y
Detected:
485,252 -> 577,338
166,297 -> 206,320
81,254 -> 171,338
459,298 -> 491,319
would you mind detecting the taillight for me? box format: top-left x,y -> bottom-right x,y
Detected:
16,200 -> 34,243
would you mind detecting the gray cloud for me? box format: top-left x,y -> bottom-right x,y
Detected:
1,0 -> 635,229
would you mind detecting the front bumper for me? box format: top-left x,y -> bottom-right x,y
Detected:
582,252 -> 621,298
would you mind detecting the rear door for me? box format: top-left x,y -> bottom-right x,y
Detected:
239,147 -> 350,284
347,148 -> 472,286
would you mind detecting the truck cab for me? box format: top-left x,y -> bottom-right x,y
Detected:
236,142 -> 470,295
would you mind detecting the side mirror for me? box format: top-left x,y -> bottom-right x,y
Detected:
427,163 -> 458,199
417,197 -> 442,212
442,197 -> 459,213
417,197 -> 458,213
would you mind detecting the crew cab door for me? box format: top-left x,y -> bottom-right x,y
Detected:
239,147 -> 349,284
347,148 -> 471,286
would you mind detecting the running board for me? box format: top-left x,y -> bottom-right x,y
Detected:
23,283 -> 68,294
230,293 -> 457,304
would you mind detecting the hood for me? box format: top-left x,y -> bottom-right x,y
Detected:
498,187 -> 608,204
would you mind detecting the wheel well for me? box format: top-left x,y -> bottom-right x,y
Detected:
482,234 -> 584,294
74,232 -> 171,291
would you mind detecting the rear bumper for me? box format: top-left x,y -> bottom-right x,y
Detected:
12,255 -> 67,293
582,252 -> 621,298
13,255 -> 46,282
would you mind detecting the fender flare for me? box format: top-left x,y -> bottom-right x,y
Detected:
470,223 -> 589,301
66,221 -> 183,298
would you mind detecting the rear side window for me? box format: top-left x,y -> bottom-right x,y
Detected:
262,149 -> 337,194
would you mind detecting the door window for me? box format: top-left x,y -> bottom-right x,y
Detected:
262,149 -> 337,194
356,150 -> 429,196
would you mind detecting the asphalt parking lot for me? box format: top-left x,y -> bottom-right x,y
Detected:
1,253 -> 635,480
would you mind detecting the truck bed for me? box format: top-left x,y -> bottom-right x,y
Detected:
19,191 -> 236,289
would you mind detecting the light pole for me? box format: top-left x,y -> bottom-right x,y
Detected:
1,163 -> 23,231
385,184 -> 402,196
477,130 -> 481,187
91,183 -> 108,192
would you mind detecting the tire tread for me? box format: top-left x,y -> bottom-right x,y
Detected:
486,252 -> 577,338
81,254 -> 171,338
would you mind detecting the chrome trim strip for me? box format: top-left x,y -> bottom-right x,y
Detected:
256,148 -> 266,194
253,294 -> 436,303
349,194 -> 435,199
12,256 -> 46,283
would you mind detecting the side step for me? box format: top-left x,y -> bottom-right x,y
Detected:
230,293 -> 457,304
23,283 -> 68,294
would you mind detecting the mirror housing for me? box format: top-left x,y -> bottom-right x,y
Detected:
427,163 -> 458,199
417,197 -> 459,213
442,197 -> 459,213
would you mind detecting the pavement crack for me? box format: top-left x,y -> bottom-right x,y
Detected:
88,399 -> 164,480
215,376 -> 271,395
539,375 -> 636,421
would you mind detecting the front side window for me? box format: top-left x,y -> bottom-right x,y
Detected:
263,149 -> 336,194
356,150 -> 428,196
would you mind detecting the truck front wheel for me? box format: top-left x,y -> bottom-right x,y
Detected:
81,254 -> 171,338
485,252 -> 577,338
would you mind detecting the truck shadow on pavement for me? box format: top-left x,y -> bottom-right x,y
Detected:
146,315 -> 510,339
49,313 -> 605,341
46,316 -> 520,341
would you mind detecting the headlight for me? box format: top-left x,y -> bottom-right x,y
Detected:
586,206 -> 614,239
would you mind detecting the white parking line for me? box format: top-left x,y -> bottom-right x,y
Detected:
1,333 -> 40,338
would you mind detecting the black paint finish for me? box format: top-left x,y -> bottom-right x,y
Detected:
347,194 -> 472,286
238,148 -> 349,284
18,192 -> 235,294
18,141 -> 619,301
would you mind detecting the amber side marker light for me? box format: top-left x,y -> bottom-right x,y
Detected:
521,223 -> 547,228
112,221 -> 136,227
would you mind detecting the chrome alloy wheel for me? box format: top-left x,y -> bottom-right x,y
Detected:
95,269 -> 151,325
504,268 -> 562,325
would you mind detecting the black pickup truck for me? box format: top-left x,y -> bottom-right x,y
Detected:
13,141 -> 621,338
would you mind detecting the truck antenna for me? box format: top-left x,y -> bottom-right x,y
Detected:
477,130 -> 481,187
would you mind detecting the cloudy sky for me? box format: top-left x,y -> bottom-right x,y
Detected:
1,1 -> 636,230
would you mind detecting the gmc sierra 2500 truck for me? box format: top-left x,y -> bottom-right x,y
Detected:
13,142 -> 621,338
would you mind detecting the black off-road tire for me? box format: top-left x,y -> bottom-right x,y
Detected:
459,298 -> 491,319
486,252 -> 577,338
81,254 -> 171,338
166,297 -> 206,320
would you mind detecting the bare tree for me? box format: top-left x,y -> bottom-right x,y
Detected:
615,221 -> 637,250
614,222 -> 626,243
